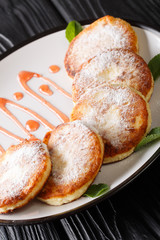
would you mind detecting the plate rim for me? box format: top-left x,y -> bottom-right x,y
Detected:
0,19 -> 160,225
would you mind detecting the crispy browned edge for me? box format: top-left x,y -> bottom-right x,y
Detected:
70,85 -> 151,164
0,140 -> 51,213
72,49 -> 154,103
64,15 -> 139,78
38,122 -> 104,201
103,90 -> 151,163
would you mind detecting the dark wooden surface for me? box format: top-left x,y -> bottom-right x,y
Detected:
1,0 -> 160,239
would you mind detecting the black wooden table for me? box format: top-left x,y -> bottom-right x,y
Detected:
1,0 -> 160,239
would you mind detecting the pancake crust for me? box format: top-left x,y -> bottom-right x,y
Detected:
65,15 -> 138,78
38,121 -> 104,205
0,140 -> 51,213
72,49 -> 154,102
70,84 -> 151,163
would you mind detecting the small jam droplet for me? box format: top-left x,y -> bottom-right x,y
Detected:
49,65 -> 60,73
13,92 -> 24,101
26,120 -> 40,132
39,84 -> 53,96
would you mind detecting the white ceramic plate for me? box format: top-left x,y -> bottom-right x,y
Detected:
0,23 -> 160,224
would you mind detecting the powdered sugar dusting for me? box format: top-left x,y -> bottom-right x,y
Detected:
0,141 -> 48,201
73,49 -> 151,101
68,19 -> 136,73
48,121 -> 100,185
73,85 -> 144,148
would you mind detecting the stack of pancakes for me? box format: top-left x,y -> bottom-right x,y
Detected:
65,15 -> 153,163
0,16 -> 153,213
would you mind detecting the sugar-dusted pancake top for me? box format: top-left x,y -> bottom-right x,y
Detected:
0,140 -> 50,212
65,15 -> 138,78
71,84 -> 151,163
38,121 -> 104,205
72,49 -> 154,102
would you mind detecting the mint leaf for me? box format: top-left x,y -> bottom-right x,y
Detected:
65,20 -> 83,43
148,54 -> 160,81
149,127 -> 160,135
135,127 -> 160,151
83,184 -> 109,198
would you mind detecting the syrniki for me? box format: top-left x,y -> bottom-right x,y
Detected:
72,49 -> 153,102
71,84 -> 151,163
65,15 -> 138,78
0,140 -> 51,213
38,121 -> 104,205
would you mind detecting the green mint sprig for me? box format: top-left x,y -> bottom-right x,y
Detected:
65,20 -> 83,43
148,54 -> 160,81
83,183 -> 109,198
135,127 -> 160,151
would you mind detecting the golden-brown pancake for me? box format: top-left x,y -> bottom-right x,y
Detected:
38,121 -> 104,205
0,140 -> 51,213
72,49 -> 154,102
65,15 -> 138,78
70,84 -> 151,163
